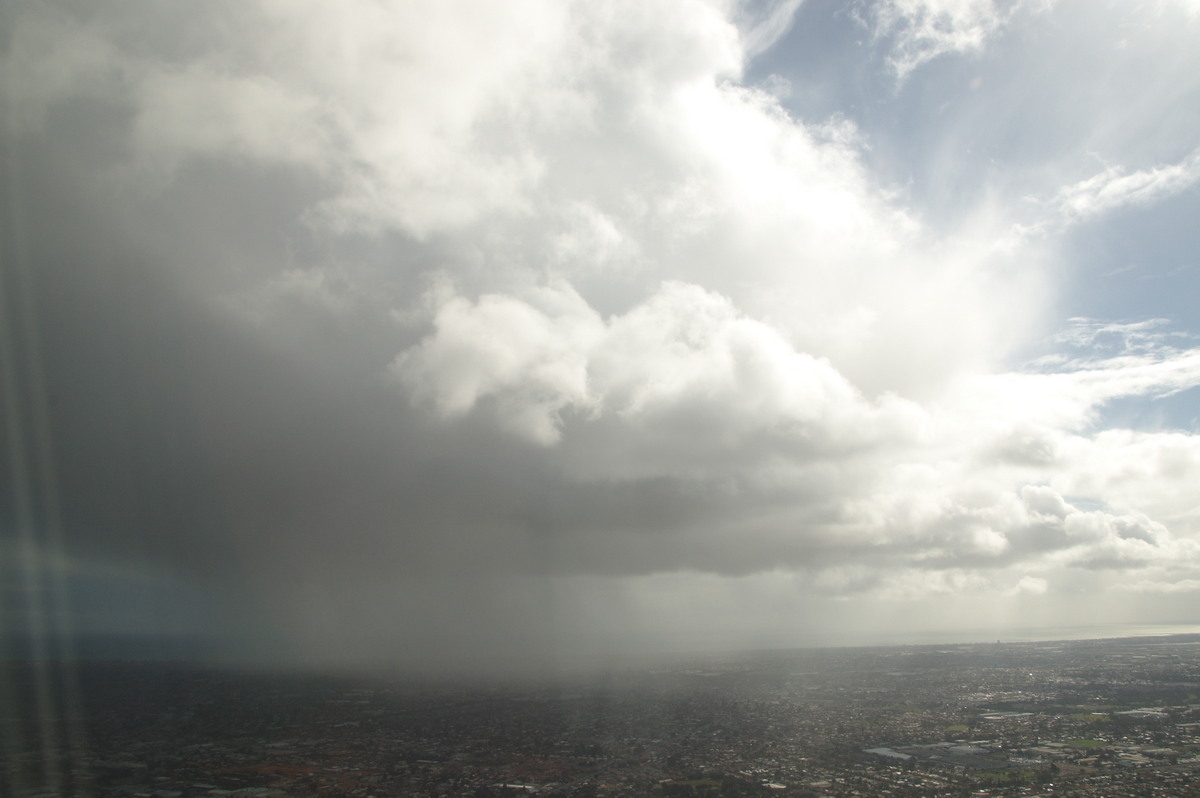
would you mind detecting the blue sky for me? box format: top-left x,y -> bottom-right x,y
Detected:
753,0 -> 1200,431
755,0 -> 1200,331
3,0 -> 1200,672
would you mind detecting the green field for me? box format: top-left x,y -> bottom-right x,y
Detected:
975,769 -> 1036,785
1069,713 -> 1110,723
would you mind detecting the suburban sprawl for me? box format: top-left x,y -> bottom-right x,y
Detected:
8,634 -> 1200,797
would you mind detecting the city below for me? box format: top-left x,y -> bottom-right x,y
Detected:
6,633 -> 1200,797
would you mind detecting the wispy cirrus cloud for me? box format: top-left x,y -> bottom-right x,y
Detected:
1049,149 -> 1200,223
868,0 -> 1054,79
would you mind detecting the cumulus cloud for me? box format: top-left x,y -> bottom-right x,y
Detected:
393,280 -> 925,459
3,0 -> 1200,669
392,284 -> 603,444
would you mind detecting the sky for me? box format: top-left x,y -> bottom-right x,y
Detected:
3,0 -> 1200,675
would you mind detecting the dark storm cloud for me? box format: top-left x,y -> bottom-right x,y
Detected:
5,0 -> 1200,670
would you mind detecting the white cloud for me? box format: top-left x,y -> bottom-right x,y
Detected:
870,0 -> 1054,79
1009,575 -> 1048,595
392,284 -> 603,444
736,0 -> 805,59
1053,430 -> 1200,529
392,280 -> 923,455
1050,318 -> 1188,355
2,0 -> 1047,397
948,344 -> 1200,441
148,0 -> 1200,602
133,66 -> 330,169
390,263 -> 1200,595
6,0 -> 1200,657
1048,148 -> 1200,223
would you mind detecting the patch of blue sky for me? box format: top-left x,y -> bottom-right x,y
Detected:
746,1 -> 1200,438
743,0 -> 875,124
1091,388 -> 1200,434
746,1 -> 1200,231
1057,188 -> 1200,327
